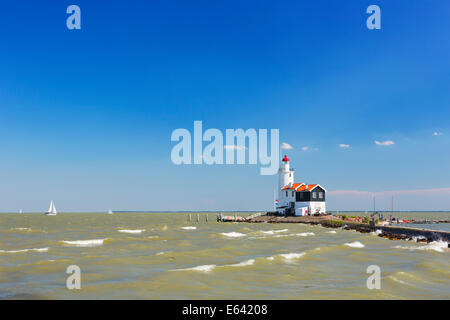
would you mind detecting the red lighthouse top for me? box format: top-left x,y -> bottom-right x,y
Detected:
282,155 -> 290,162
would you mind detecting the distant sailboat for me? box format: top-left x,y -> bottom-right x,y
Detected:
45,200 -> 57,216
108,209 -> 113,215
19,209 -> 23,214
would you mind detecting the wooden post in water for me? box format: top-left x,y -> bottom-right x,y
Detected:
189,214 -> 191,222
234,214 -> 237,222
197,214 -> 200,223
206,214 -> 208,222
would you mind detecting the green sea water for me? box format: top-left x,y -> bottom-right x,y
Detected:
0,212 -> 449,299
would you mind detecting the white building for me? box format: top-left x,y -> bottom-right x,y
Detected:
276,155 -> 326,216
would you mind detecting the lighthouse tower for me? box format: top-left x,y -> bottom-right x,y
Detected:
278,155 -> 294,205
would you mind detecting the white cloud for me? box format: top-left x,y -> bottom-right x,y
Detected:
375,140 -> 395,146
433,132 -> 443,136
280,142 -> 293,150
301,146 -> 309,151
339,144 -> 350,148
224,145 -> 247,150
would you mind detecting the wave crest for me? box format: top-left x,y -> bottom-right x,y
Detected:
62,239 -> 107,247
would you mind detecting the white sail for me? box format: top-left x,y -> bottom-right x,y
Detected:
108,209 -> 113,214
45,200 -> 57,215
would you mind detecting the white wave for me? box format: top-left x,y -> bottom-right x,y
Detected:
12,227 -> 32,231
279,252 -> 306,260
0,247 -> 49,254
394,240 -> 448,253
327,230 -> 337,234
118,229 -> 145,234
389,275 -> 409,285
412,236 -> 426,242
226,259 -> 255,267
155,251 -> 169,255
266,252 -> 306,260
260,229 -> 288,235
370,229 -> 382,235
62,239 -> 106,247
273,234 -> 289,238
171,264 -> 216,273
295,232 -> 315,237
220,232 -> 246,238
344,241 -> 365,248
182,226 -> 197,230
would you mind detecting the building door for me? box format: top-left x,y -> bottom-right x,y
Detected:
289,202 -> 295,216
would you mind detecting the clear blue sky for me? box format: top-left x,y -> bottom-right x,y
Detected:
0,1 -> 449,211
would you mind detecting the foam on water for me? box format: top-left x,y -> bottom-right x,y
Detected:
327,230 -> 337,234
394,240 -> 448,253
0,247 -> 49,254
226,259 -> 255,267
171,264 -> 216,273
118,229 -> 145,234
265,252 -> 306,261
220,232 -> 246,238
344,241 -> 365,248
295,232 -> 315,237
278,252 -> 306,260
172,258 -> 256,272
182,226 -> 197,230
11,227 -> 32,231
62,239 -> 106,247
260,229 -> 288,235
388,275 -> 410,286
412,235 -> 426,242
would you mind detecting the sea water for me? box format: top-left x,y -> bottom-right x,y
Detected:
0,212 -> 449,299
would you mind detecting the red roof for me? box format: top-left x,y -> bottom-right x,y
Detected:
282,155 -> 290,162
297,184 -> 318,191
281,183 -> 321,192
281,183 -> 304,190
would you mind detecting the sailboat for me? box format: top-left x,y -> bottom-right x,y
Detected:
107,209 -> 113,215
19,209 -> 23,214
45,200 -> 57,216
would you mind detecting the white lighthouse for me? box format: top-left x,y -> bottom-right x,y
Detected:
278,155 -> 294,206
276,154 -> 327,215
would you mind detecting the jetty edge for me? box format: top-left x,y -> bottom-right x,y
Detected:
247,215 -> 450,244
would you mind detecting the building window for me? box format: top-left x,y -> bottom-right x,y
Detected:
319,192 -> 324,199
292,191 -> 294,197
286,191 -> 288,197
312,192 -> 317,199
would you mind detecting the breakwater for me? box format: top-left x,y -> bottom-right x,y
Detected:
248,215 -> 450,243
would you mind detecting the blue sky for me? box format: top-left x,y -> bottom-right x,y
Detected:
0,1 -> 449,211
